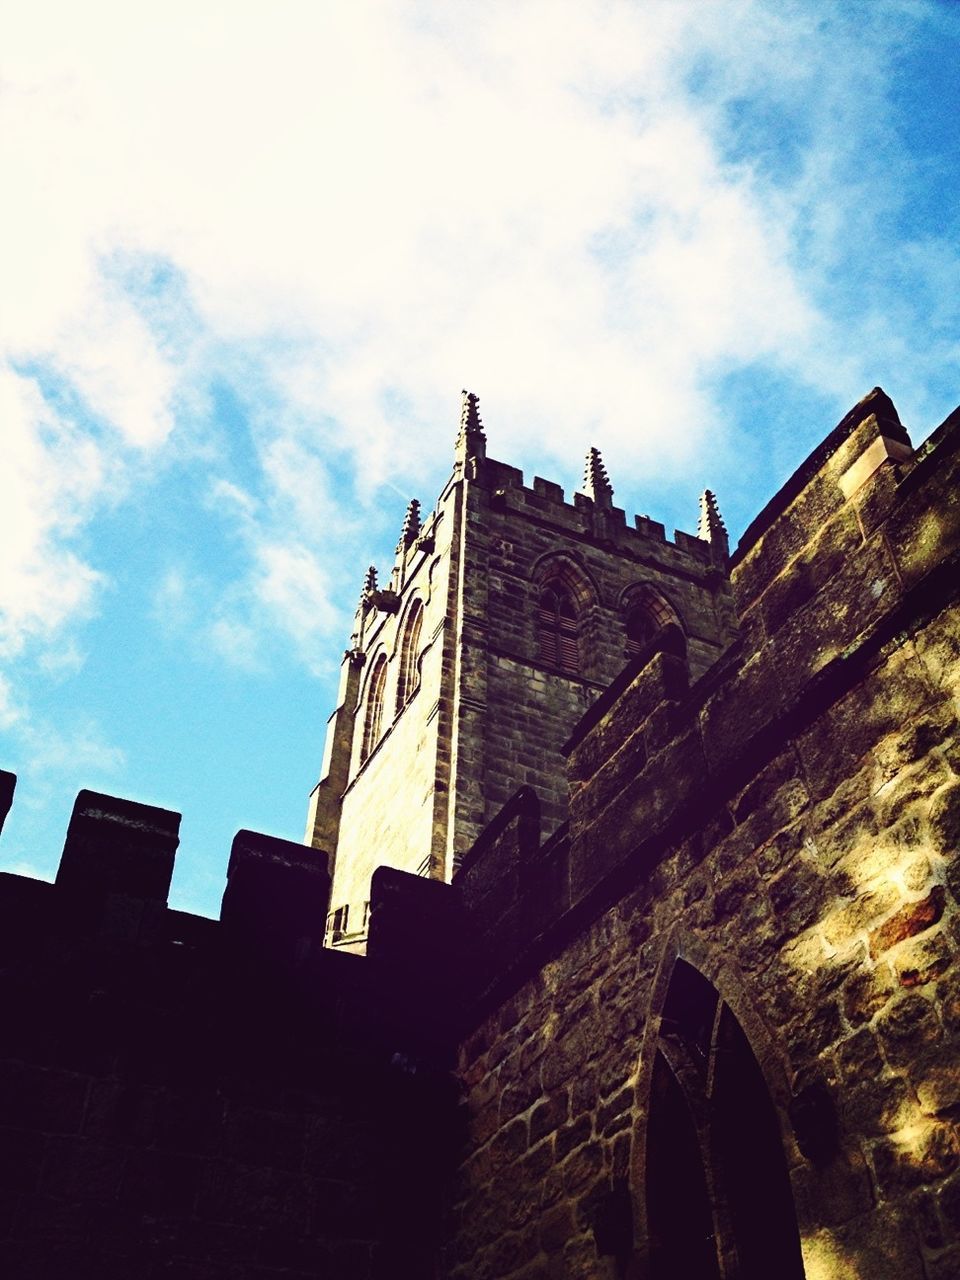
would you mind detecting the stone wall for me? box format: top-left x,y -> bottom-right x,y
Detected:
0,786 -> 458,1280
312,402 -> 735,941
449,448 -> 736,860
445,390 -> 960,1280
322,489 -> 459,921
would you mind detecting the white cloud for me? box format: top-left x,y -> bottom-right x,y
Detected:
0,0 -> 956,670
0,368 -> 105,657
21,718 -> 126,778
207,616 -> 262,673
0,675 -> 24,732
37,639 -> 86,681
253,541 -> 340,660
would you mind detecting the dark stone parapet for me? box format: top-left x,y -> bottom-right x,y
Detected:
732,386 -> 910,568
221,828 -> 331,959
56,788 -> 181,903
0,789 -> 459,1276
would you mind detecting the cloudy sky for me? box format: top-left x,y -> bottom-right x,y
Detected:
1,0 -> 958,917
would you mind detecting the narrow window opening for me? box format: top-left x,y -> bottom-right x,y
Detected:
538,583 -> 579,673
396,600 -> 424,711
624,588 -> 678,656
646,960 -> 804,1280
327,904 -> 349,942
360,656 -> 388,762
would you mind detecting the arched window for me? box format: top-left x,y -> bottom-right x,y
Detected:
624,586 -> 679,656
395,599 -> 423,712
360,655 -> 388,762
538,583 -> 580,673
645,960 -> 805,1280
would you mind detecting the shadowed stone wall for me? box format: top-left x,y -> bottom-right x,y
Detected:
445,390 -> 960,1280
0,794 -> 458,1279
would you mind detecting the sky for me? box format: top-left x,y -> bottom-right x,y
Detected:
1,0 -> 958,919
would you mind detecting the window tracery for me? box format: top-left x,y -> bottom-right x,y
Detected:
360,655 -> 388,762
396,599 -> 424,711
624,586 -> 680,655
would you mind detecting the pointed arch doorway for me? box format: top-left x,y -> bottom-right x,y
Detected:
643,959 -> 805,1279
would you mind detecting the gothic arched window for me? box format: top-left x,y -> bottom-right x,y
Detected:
624,587 -> 679,656
645,960 -> 805,1280
538,583 -> 580,673
360,655 -> 388,763
396,599 -> 424,711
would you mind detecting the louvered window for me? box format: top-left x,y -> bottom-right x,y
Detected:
625,591 -> 677,656
360,656 -> 388,762
539,585 -> 579,674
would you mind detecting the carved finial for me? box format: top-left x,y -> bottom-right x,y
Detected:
698,490 -> 729,556
582,446 -> 613,509
396,499 -> 422,554
362,565 -> 378,604
455,389 -> 486,463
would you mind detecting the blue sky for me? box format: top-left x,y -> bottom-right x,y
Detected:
1,0 -> 958,918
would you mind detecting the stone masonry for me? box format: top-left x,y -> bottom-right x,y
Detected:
443,388 -> 960,1279
309,390 -> 736,950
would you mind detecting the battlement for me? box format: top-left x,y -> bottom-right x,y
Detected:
477,454 -> 719,567
0,778 -> 459,1012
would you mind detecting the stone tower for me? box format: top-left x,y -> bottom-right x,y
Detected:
307,391 -> 737,948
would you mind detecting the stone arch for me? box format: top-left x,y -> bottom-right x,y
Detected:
531,553 -> 599,675
631,933 -> 805,1280
531,551 -> 599,614
619,581 -> 684,656
359,652 -> 388,763
395,596 -> 424,711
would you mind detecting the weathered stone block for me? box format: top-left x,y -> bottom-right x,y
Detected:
562,1140 -> 604,1195
835,1027 -> 884,1083
221,828 -> 330,951
930,782 -> 960,858
877,994 -> 943,1067
870,886 -> 946,958
539,1200 -> 575,1253
529,1092 -> 568,1146
894,931 -> 953,988
914,1060 -> 960,1117
872,1122 -> 960,1196
56,790 -> 180,903
823,885 -> 902,949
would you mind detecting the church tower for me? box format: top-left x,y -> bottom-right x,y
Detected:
306,392 -> 737,948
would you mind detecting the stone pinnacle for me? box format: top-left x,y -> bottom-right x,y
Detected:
582,447 -> 613,508
455,389 -> 487,463
396,499 -> 422,554
697,490 -> 727,542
